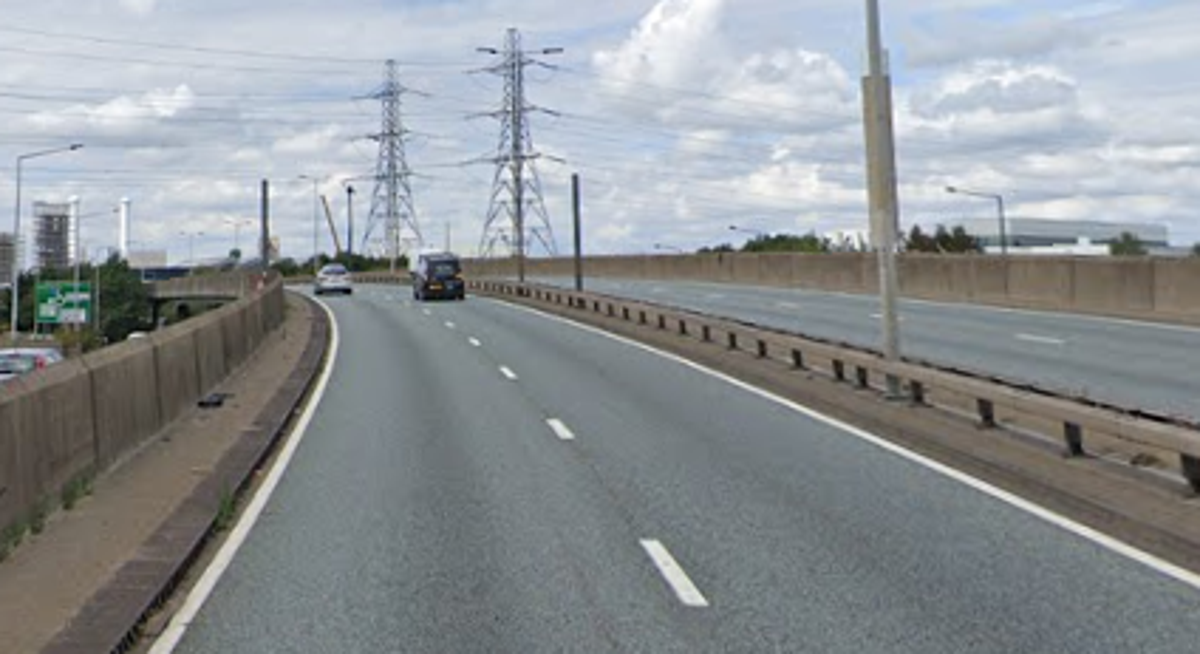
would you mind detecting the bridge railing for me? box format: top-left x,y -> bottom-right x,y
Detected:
469,279 -> 1200,493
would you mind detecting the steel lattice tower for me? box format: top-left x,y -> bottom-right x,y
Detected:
364,59 -> 421,271
477,28 -> 560,280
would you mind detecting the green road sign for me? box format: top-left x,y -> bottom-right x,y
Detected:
36,282 -> 92,325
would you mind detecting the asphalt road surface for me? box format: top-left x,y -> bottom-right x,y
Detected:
169,286 -> 1200,653
533,276 -> 1200,420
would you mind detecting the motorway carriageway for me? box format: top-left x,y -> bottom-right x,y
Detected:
158,286 -> 1200,653
533,276 -> 1200,421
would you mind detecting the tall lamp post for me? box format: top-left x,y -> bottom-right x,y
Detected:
946,186 -> 1007,255
9,143 -> 83,343
179,230 -> 205,265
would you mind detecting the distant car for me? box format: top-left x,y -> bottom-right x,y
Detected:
0,348 -> 64,384
314,264 -> 353,295
411,251 -> 465,301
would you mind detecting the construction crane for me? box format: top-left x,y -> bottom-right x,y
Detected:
320,195 -> 344,256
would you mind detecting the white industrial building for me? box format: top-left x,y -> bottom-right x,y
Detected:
952,218 -> 1169,255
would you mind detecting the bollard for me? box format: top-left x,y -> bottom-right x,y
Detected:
832,360 -> 846,382
1063,422 -> 1084,457
977,399 -> 997,428
1182,455 -> 1200,494
909,380 -> 926,406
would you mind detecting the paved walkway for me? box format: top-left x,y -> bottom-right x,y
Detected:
0,292 -> 318,654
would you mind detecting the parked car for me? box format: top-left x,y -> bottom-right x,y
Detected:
411,251 -> 465,301
0,348 -> 64,384
314,263 -> 353,295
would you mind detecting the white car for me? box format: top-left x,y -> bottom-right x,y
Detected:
0,347 -> 64,384
314,264 -> 353,295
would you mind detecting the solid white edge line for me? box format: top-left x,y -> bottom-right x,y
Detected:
148,297 -> 342,654
487,298 -> 1200,593
499,365 -> 519,381
546,418 -> 576,441
639,539 -> 709,608
469,337 -> 482,348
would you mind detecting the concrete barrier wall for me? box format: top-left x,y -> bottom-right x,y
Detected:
464,253 -> 1200,325
0,276 -> 286,540
4,362 -> 96,530
85,341 -> 162,468
192,311 -> 229,394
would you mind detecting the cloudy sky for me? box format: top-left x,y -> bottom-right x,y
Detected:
2,0 -> 1197,264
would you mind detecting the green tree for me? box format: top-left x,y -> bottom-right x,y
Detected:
741,232 -> 830,253
1109,232 -> 1147,256
698,243 -> 735,254
95,256 -> 152,342
906,225 -> 939,252
906,224 -> 980,254
229,248 -> 242,262
1191,243 -> 1200,257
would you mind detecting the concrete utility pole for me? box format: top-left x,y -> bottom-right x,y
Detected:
477,28 -> 563,282
260,179 -> 271,271
863,0 -> 903,395
572,173 -> 583,292
345,184 -> 354,258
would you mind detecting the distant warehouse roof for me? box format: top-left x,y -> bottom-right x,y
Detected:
952,218 -> 1169,248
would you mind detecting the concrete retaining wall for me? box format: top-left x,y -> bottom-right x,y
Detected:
463,253 -> 1200,325
0,276 -> 286,539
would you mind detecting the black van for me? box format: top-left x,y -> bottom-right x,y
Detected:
412,251 -> 465,301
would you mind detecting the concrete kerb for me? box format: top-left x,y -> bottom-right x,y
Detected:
42,293 -> 330,654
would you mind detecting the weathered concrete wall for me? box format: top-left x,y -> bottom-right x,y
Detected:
86,340 -> 162,468
0,276 -> 286,541
464,253 -> 1200,325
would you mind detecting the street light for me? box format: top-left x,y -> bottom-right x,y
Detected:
225,217 -> 254,256
179,230 -> 205,265
298,175 -> 321,275
9,143 -> 83,343
946,185 -> 1008,255
728,224 -> 767,238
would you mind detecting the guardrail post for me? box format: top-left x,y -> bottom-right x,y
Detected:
727,332 -> 738,350
702,325 -> 712,342
977,399 -> 997,428
1181,456 -> 1200,494
1063,422 -> 1084,457
909,381 -> 926,405
832,360 -> 846,382
855,366 -> 869,389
